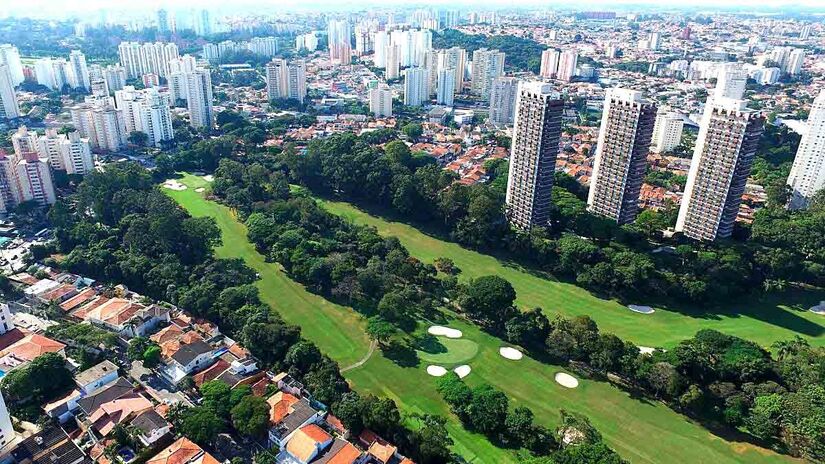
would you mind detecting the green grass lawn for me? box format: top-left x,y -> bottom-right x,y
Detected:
318,199 -> 825,350
166,174 -> 795,464
416,337 -> 480,366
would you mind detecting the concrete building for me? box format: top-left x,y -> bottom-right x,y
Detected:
328,19 -> 352,66
557,50 -> 578,82
438,47 -> 466,94
488,77 -> 519,125
118,41 -> 180,79
373,31 -> 389,68
788,90 -> 825,209
16,152 -> 56,206
0,390 -> 14,452
715,64 -> 747,100
369,84 -> 393,118
404,67 -> 428,107
436,68 -> 455,106
587,88 -> 657,224
185,69 -> 214,129
470,48 -> 504,99
539,49 -> 560,79
385,45 -> 400,80
36,129 -> 65,170
69,50 -> 90,91
0,44 -> 24,86
505,82 -> 564,230
676,98 -> 764,241
0,64 -> 19,120
651,110 -> 684,154
60,131 -> 94,175
266,59 -> 307,104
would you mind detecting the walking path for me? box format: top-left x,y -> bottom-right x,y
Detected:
341,340 -> 378,373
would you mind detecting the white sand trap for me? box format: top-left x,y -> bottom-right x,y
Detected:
454,365 -> 471,378
202,175 -> 214,182
428,325 -> 463,339
638,346 -> 656,355
628,305 -> 655,314
555,372 -> 579,388
499,347 -> 523,360
162,179 -> 187,191
195,187 -> 205,193
810,302 -> 825,315
426,365 -> 447,377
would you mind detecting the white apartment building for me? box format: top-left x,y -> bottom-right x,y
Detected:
369,84 -> 393,118
16,152 -> 56,206
404,67 -> 428,107
69,50 -> 91,91
787,90 -> 825,209
651,110 -> 684,154
0,44 -> 24,86
470,48 -> 504,99
557,51 -> 578,82
0,64 -> 19,120
265,59 -> 307,104
436,68 -> 455,106
118,41 -> 180,79
539,49 -> 560,79
488,77 -> 519,125
186,68 -> 214,129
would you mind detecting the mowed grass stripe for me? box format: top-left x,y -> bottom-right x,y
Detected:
317,199 -> 825,350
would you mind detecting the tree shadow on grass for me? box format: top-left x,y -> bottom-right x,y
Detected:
382,340 -> 420,368
412,333 -> 447,354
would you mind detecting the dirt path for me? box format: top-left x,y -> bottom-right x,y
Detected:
341,340 -> 378,373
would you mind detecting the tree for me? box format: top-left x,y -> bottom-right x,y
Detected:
127,131 -> 149,147
433,257 -> 459,275
200,380 -> 232,419
384,140 -> 412,166
143,345 -> 161,368
466,384 -> 508,435
366,316 -> 397,346
1,352 -> 73,403
411,414 -> 454,464
230,394 -> 271,437
178,406 -> 225,445
460,275 -> 517,327
402,123 -> 423,141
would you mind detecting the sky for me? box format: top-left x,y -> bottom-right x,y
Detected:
4,0 -> 825,18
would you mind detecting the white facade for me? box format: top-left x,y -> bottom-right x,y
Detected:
404,68 -> 428,107
539,49 -> 560,79
436,68 -> 455,106
651,110 -> 684,154
16,153 -> 56,206
118,41 -> 180,79
327,20 -> 352,66
0,44 -> 24,86
557,51 -> 578,82
0,64 -> 19,120
91,105 -> 129,152
489,77 -> 519,125
788,90 -> 825,209
60,132 -> 94,175
186,69 -> 214,129
0,390 -> 14,451
438,47 -> 466,94
470,48 -> 504,99
715,64 -> 747,100
373,31 -> 389,68
69,50 -> 91,90
265,59 -> 307,104
369,85 -> 393,118
37,129 -> 65,170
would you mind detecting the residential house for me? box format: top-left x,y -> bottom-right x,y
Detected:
10,427 -> 90,464
130,408 -> 172,446
157,331 -> 216,385
282,424 -> 333,463
44,360 -> 119,423
266,391 -> 323,448
146,437 -> 220,464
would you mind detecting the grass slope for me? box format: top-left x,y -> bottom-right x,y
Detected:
166,174 -> 794,464
318,199 -> 825,350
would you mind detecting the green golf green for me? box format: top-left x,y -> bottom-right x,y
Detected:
416,336 -> 480,365
166,174 -> 794,464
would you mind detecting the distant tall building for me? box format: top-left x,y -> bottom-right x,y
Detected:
36,129 -> 65,170
265,59 -> 307,104
651,110 -> 684,154
676,98 -> 764,241
0,44 -> 24,86
369,84 -> 393,118
438,47 -> 466,94
385,45 -> 401,80
768,46 -> 805,75
193,9 -> 212,36
505,82 -> 564,230
90,104 -> 128,152
373,31 -> 389,68
715,64 -> 747,100
16,152 -> 56,206
69,50 -> 91,90
354,24 -> 374,56
539,49 -> 560,79
787,90 -> 825,209
557,50 -> 578,82
786,49 -> 805,76
403,67 -> 428,107
60,131 -> 94,175
118,42 -> 180,79
102,65 -> 127,94
186,68 -> 214,129
328,19 -> 352,66
488,77 -> 519,125
587,88 -> 657,224
800,24 -> 812,40
114,87 -> 174,147
157,9 -> 170,34
11,126 -> 38,156
470,48 -> 504,98
0,64 -> 20,120
296,32 -> 319,52
436,68 -> 455,106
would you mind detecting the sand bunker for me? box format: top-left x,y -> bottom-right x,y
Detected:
426,365 -> 447,377
810,302 -> 825,315
499,347 -> 523,360
428,325 -> 463,339
202,175 -> 214,182
555,372 -> 579,388
195,187 -> 205,193
628,305 -> 655,314
454,365 -> 471,378
162,179 -> 187,191
638,346 -> 656,355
